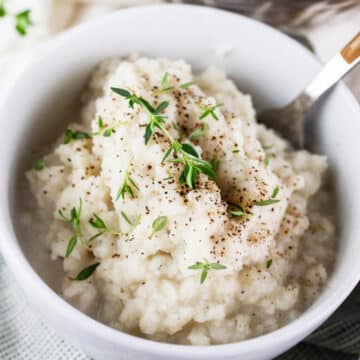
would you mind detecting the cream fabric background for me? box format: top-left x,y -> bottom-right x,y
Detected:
0,1 -> 359,100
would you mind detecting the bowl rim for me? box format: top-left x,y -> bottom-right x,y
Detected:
1,3 -> 360,358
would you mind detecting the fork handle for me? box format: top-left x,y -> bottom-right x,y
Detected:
341,32 -> 360,64
302,32 -> 360,107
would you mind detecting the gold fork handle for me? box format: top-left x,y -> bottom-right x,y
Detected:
341,32 -> 360,64
304,31 -> 360,103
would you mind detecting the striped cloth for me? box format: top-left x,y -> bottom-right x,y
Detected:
1,255 -> 359,360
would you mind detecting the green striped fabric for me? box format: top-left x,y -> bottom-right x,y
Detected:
0,254 -> 359,359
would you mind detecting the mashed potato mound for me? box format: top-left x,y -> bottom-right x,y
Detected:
26,56 -> 336,345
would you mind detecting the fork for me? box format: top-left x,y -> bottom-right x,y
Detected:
258,32 -> 360,149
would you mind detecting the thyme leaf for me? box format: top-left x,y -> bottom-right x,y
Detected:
88,213 -> 121,237
228,203 -> 250,218
70,262 -> 100,281
179,81 -> 195,89
116,169 -> 139,200
199,103 -> 223,121
64,129 -> 91,144
58,199 -> 83,258
33,159 -> 45,171
15,9 -> 32,36
255,186 -> 280,206
0,0 -> 6,17
149,216 -> 168,239
188,261 -> 227,284
120,211 -> 133,225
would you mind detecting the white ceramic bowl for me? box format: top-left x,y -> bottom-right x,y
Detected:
1,4 -> 360,360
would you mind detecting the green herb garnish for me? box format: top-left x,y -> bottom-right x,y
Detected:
58,199 -> 83,257
264,153 -> 276,167
159,72 -> 174,92
64,129 -> 91,144
88,213 -> 121,239
124,214 -> 141,235
272,186 -> 280,198
116,169 -> 139,200
189,123 -> 206,141
255,186 -> 280,206
199,103 -> 223,121
228,203 -> 250,218
111,87 -> 144,109
71,262 -> 100,281
33,159 -> 45,171
179,81 -> 195,89
89,211 -> 140,241
98,116 -> 104,129
0,0 -> 6,17
111,88 -> 216,189
188,261 -> 227,284
97,115 -> 127,137
232,149 -> 240,154
255,199 -> 280,206
0,6 -> 33,36
120,211 -> 133,225
15,10 -> 32,36
266,259 -> 273,269
149,215 -> 168,239
210,156 -> 220,172
157,72 -> 194,93
263,145 -> 276,167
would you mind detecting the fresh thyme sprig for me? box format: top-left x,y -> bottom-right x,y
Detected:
64,129 -> 91,144
70,262 -> 100,281
0,0 -> 6,17
0,4 -> 33,36
111,88 -> 144,109
15,9 -> 32,36
58,199 -> 83,257
180,81 -> 195,89
116,169 -> 139,200
63,116 -> 127,143
88,213 -> 122,240
120,211 -> 132,225
199,103 -> 223,121
263,145 -> 277,167
156,72 -> 195,94
255,186 -> 280,206
88,212 -> 140,242
111,87 -> 216,189
188,261 -> 227,284
149,216 -> 168,239
96,115 -> 127,137
159,72 -> 174,92
228,203 -> 251,218
120,211 -> 141,235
